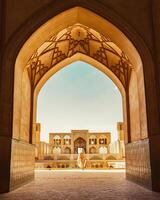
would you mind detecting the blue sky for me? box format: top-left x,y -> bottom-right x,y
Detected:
37,61 -> 123,142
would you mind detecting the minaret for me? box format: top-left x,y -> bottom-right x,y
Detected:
35,123 -> 41,144
33,123 -> 41,159
32,122 -> 41,145
117,122 -> 125,158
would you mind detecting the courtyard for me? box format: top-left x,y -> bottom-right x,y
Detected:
0,170 -> 160,200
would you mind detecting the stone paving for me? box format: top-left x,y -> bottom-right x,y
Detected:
0,170 -> 160,200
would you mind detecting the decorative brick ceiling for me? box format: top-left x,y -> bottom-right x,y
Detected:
26,24 -> 133,89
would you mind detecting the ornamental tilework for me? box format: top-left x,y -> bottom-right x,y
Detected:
26,24 -> 133,89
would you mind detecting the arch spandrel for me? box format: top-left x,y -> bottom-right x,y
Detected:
26,24 -> 133,90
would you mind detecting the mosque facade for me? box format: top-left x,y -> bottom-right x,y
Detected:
35,122 -> 125,169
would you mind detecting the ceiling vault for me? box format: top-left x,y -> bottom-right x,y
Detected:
26,24 -> 133,90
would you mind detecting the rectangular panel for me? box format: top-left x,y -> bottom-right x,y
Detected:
125,139 -> 152,189
10,139 -> 35,190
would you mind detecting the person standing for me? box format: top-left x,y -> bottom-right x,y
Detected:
77,149 -> 86,169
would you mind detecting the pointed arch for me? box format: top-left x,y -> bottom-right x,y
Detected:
9,6 -> 157,192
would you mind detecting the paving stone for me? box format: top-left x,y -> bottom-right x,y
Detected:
0,170 -> 160,200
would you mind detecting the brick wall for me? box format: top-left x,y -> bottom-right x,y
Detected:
125,139 -> 152,189
10,139 -> 35,190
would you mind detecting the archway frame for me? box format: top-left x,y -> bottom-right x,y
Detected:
74,137 -> 87,153
12,7 -> 150,190
0,2 -> 159,193
14,7 -> 147,144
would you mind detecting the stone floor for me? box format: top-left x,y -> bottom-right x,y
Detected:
1,170 -> 160,200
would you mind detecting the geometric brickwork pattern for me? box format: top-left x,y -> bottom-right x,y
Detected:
10,139 -> 35,190
125,139 -> 152,188
26,24 -> 133,90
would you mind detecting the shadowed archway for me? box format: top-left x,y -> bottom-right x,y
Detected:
0,5 -> 160,194
74,137 -> 87,154
12,7 -> 149,192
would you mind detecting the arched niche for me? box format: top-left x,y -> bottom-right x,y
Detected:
74,137 -> 86,154
64,147 -> 71,154
89,147 -> 97,154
